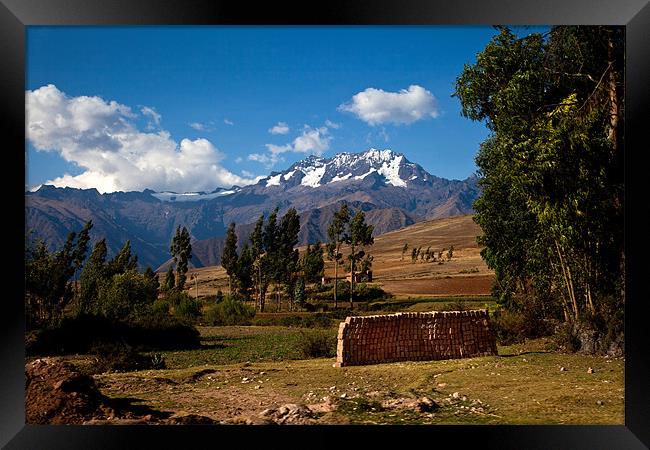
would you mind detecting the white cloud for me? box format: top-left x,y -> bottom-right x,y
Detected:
224,118 -> 234,126
338,84 -> 439,126
189,122 -> 205,130
241,170 -> 255,178
248,152 -> 282,168
269,121 -> 289,135
325,119 -> 341,129
141,106 -> 161,129
26,84 -> 258,193
250,124 -> 332,168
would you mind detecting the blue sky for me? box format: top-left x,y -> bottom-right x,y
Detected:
26,26 -> 547,193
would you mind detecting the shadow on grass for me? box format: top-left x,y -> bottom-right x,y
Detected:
105,396 -> 173,420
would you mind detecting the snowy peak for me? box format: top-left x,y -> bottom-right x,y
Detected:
264,148 -> 433,189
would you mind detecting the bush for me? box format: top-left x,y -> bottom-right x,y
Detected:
204,295 -> 256,325
151,300 -> 171,316
26,313 -> 201,356
90,341 -> 155,373
297,330 -> 337,358
550,322 -> 581,353
176,296 -> 202,321
490,306 -> 556,345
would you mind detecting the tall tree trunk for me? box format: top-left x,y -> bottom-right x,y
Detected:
333,259 -> 338,309
555,240 -> 578,322
349,244 -> 355,309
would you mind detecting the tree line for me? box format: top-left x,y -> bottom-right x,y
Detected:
221,203 -> 374,311
25,221 -> 194,329
453,26 -> 624,348
401,243 -> 454,264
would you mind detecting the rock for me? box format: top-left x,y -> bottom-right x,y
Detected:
559,367 -> 567,372
587,367 -> 594,374
437,383 -> 447,388
596,400 -> 604,406
340,393 -> 347,398
417,397 -> 439,412
452,392 -> 461,399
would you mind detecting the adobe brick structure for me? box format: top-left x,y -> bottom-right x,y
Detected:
334,310 -> 497,367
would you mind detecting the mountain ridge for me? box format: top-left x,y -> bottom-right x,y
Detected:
26,148 -> 480,270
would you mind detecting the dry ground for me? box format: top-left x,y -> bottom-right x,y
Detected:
86,330 -> 623,425
181,215 -> 494,299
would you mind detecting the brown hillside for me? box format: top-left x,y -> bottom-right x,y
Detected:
175,215 -> 494,298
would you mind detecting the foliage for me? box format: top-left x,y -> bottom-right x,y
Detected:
221,222 -> 239,293
294,277 -> 306,306
96,270 -> 158,321
454,26 -> 624,352
301,241 -> 325,283
176,296 -> 202,322
170,226 -> 192,290
326,203 -> 350,308
26,313 -> 201,356
297,330 -> 337,358
164,266 -> 176,292
204,295 -> 256,326
25,221 -> 93,329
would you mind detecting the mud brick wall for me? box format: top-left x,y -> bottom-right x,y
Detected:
335,310 -> 497,367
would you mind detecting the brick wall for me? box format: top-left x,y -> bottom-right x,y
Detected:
334,310 -> 497,367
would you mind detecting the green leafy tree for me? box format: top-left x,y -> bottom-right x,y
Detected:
78,238 -> 108,315
454,26 -> 624,343
234,243 -> 255,300
401,243 -> 409,261
326,203 -> 350,309
294,277 -> 306,307
96,270 -> 159,320
447,245 -> 454,261
301,241 -> 325,283
411,247 -> 417,264
170,226 -> 192,291
25,221 -> 93,328
106,240 -> 138,278
164,266 -> 176,292
263,208 -> 281,310
277,207 -> 300,310
249,215 -> 267,311
346,210 -> 374,308
221,223 -> 238,294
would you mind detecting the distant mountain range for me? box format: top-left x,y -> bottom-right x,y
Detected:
25,149 -> 480,270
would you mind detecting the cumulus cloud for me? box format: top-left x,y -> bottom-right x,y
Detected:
338,84 -> 439,126
269,121 -> 289,135
26,84 -> 258,193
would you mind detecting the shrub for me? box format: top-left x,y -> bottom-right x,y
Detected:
549,322 -> 581,353
151,300 -> 171,316
26,313 -> 201,356
176,296 -> 202,321
491,306 -> 556,345
90,341 -> 154,373
297,330 -> 337,358
204,295 -> 256,325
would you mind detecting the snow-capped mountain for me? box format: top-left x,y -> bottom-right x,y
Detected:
26,149 -> 480,270
262,149 -> 434,189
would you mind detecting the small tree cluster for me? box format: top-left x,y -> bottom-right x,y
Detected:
221,207 -> 301,312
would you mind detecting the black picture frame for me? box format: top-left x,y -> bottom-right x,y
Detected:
3,0 -> 649,448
